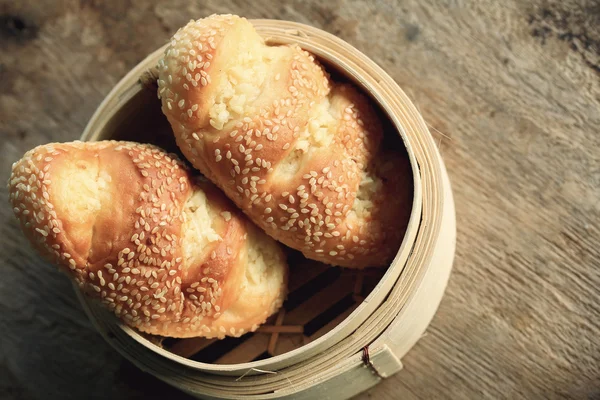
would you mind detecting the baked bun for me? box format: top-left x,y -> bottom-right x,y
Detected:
157,14 -> 412,268
8,140 -> 287,338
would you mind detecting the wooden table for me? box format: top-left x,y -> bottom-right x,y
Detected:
1,0 -> 599,399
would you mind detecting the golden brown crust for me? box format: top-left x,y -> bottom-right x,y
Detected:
8,140 -> 287,338
158,15 -> 412,268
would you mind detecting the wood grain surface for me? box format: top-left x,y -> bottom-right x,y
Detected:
1,0 -> 599,399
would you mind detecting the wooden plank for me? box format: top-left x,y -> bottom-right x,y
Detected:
272,301 -> 361,356
341,269 -> 384,278
284,275 -> 355,325
353,270 -> 365,297
269,275 -> 357,355
309,302 -> 361,341
267,309 -> 286,355
256,325 -> 304,334
287,261 -> 331,293
214,334 -> 270,365
271,335 -> 309,357
168,338 -> 217,359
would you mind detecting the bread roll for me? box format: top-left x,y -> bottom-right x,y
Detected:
157,14 -> 412,268
8,140 -> 287,338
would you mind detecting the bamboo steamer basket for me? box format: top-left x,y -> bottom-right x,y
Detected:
74,19 -> 456,399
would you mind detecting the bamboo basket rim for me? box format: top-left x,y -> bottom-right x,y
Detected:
77,18 -> 425,375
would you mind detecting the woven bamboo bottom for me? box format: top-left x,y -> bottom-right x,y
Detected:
159,261 -> 384,364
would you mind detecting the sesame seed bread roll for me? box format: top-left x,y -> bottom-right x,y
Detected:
157,14 -> 411,268
8,141 -> 287,339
